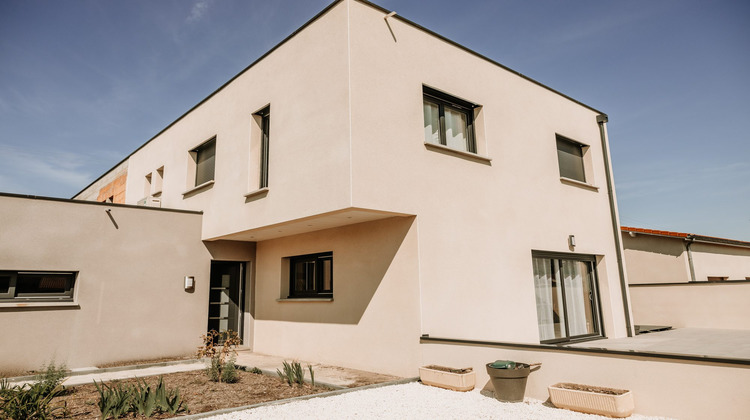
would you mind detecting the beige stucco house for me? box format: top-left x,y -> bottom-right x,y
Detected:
622,226 -> 750,329
10,2 -> 749,418
67,0 -> 632,373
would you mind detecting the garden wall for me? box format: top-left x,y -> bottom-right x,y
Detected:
0,194 -> 211,372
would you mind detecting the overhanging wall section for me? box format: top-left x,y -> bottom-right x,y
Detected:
0,194 -> 210,371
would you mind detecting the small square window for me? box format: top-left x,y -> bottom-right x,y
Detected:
288,252 -> 332,298
193,138 -> 216,186
556,135 -> 586,183
423,86 -> 477,153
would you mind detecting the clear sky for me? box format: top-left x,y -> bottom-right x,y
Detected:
1,0 -> 748,240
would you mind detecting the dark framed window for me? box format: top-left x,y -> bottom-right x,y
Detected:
256,106 -> 270,189
531,252 -> 602,343
423,86 -> 477,153
288,252 -> 332,298
193,138 -> 216,186
0,271 -> 76,302
556,135 -> 586,182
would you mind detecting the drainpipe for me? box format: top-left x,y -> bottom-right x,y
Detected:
596,114 -> 633,337
685,235 -> 697,282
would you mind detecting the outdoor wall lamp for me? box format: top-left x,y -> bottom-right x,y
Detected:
184,276 -> 195,292
568,235 -> 576,248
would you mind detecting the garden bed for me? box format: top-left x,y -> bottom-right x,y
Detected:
52,369 -> 332,419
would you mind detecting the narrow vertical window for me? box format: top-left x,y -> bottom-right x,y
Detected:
194,138 -> 216,186
257,106 -> 270,189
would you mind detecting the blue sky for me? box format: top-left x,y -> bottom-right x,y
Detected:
1,0 -> 748,240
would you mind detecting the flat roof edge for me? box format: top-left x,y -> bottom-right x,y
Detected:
0,192 -> 203,215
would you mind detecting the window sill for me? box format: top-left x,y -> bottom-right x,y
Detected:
182,180 -> 215,197
560,177 -> 599,191
424,142 -> 492,165
244,187 -> 269,200
0,301 -> 79,309
276,297 -> 333,302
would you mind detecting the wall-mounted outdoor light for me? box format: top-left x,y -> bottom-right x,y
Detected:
184,276 -> 195,292
568,235 -> 576,248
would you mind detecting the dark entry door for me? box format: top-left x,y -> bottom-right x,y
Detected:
207,261 -> 244,340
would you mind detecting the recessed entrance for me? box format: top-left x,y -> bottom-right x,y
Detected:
207,261 -> 245,342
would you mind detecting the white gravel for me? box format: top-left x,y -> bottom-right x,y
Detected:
206,382 -> 673,420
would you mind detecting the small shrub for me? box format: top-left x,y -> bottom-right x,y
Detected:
249,367 -> 263,375
308,364 -> 315,388
36,362 -> 69,395
94,376 -> 186,419
277,361 -> 305,387
196,330 -> 241,383
94,380 -> 131,419
0,362 -> 69,420
220,356 -> 239,384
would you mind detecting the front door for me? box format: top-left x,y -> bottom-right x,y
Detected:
207,261 -> 244,341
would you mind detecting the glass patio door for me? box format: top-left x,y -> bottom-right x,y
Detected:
532,253 -> 601,343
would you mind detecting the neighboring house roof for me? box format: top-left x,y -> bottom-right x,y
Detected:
72,0 -> 604,200
621,226 -> 750,249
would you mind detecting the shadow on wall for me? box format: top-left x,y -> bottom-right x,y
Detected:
622,235 -> 684,257
256,216 -> 416,325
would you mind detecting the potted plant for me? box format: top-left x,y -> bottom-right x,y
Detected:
548,382 -> 634,418
419,365 -> 475,392
485,361 -> 541,402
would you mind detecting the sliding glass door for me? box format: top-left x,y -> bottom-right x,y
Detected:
532,253 -> 602,343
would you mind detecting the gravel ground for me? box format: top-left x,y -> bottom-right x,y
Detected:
208,382 -> 674,420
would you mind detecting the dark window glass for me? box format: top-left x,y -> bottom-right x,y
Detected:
257,107 -> 270,189
194,138 -> 216,186
0,275 -> 10,294
289,252 -> 332,298
556,136 -> 586,182
1,272 -> 76,301
423,87 -> 476,153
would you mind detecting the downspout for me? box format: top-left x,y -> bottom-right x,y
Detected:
685,235 -> 697,282
596,114 -> 633,337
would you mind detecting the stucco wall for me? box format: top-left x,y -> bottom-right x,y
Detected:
422,342 -> 750,420
346,1 -> 629,342
252,216 -> 421,377
622,234 -> 690,284
690,242 -> 750,281
75,159 -> 128,202
623,233 -> 750,284
0,194 -> 211,371
120,1 -> 352,241
629,282 -> 750,329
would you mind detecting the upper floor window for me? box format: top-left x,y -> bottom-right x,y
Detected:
193,138 -> 216,186
256,106 -> 270,189
556,135 -> 586,183
288,252 -> 332,298
423,86 -> 477,153
0,271 -> 76,302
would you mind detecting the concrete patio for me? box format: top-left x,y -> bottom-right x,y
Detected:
566,327 -> 750,362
